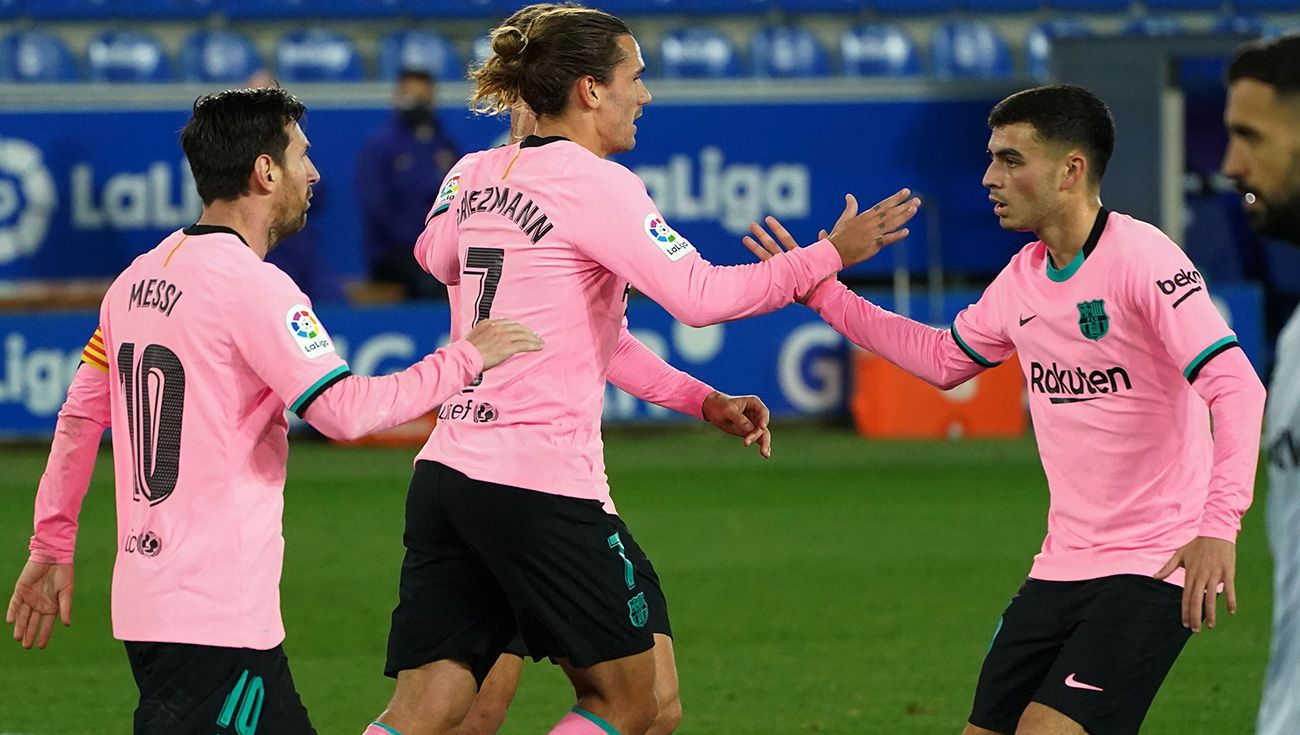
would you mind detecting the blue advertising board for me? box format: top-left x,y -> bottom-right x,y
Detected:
0,283 -> 1266,438
0,97 -> 1026,284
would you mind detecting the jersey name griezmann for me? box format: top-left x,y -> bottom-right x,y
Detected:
456,185 -> 555,244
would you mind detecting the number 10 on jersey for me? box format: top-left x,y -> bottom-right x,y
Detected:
117,342 -> 186,506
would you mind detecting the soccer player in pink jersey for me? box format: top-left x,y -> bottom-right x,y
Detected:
5,87 -> 543,734
744,85 -> 1267,735
359,7 -> 919,735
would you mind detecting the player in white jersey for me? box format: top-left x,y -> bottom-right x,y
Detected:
1222,33 -> 1300,735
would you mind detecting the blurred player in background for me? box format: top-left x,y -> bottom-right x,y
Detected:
358,68 -> 461,300
746,84 -> 1266,735
5,87 -> 541,734
361,6 -> 919,735
1219,33 -> 1300,735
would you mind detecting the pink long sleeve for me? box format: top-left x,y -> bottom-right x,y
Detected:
575,161 -> 844,328
607,325 -> 715,420
1187,347 -> 1266,542
29,365 -> 112,564
805,279 -> 985,390
303,340 -> 483,441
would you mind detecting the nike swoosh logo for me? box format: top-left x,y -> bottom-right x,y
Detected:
1019,314 -> 1037,326
1064,673 -> 1104,692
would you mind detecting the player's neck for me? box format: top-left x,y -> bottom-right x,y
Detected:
1037,198 -> 1102,270
195,202 -> 271,260
535,117 -> 607,158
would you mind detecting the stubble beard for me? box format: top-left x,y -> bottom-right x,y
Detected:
1251,178 -> 1300,245
267,200 -> 308,253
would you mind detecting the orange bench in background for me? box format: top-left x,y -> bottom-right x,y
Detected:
850,349 -> 1026,440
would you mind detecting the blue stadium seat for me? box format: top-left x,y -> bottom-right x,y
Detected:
873,0 -> 953,13
408,0 -> 498,18
225,0 -> 317,19
660,28 -> 742,79
597,0 -> 684,14
958,0 -> 1040,11
23,0 -> 217,18
0,29 -> 78,82
1213,14 -> 1268,35
777,0 -> 864,10
1123,16 -> 1183,37
931,22 -> 1014,80
20,0 -> 110,18
1147,0 -> 1222,8
231,0 -> 402,19
378,30 -> 464,83
121,0 -> 218,18
1048,0 -> 1130,11
687,0 -> 772,12
322,0 -> 403,17
276,29 -> 364,82
87,31 -> 171,83
1237,0 -> 1300,10
750,26 -> 830,78
840,24 -> 921,77
1026,18 -> 1090,81
180,29 -> 263,84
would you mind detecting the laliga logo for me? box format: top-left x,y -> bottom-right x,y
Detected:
0,137 -> 57,265
635,146 -> 810,234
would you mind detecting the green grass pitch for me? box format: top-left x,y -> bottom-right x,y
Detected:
0,426 -> 1272,733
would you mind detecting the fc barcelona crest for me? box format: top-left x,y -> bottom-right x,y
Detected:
628,592 -> 649,628
1077,299 -> 1109,341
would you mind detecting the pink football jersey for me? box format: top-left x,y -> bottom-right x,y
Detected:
99,226 -> 348,648
412,137 -> 842,510
951,211 -> 1243,581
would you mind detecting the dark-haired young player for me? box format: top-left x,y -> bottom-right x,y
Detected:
746,84 -> 1266,735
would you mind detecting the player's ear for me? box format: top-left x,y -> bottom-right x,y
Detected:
251,153 -> 276,193
1061,151 -> 1088,192
575,75 -> 600,110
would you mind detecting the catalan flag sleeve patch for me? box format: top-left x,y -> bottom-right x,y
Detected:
81,327 -> 109,374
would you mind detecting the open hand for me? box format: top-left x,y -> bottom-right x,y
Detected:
823,189 -> 920,268
6,560 -> 73,650
742,215 -> 831,304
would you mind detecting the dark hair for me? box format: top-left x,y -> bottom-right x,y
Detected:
470,5 -> 631,117
179,87 -> 306,205
1227,34 -> 1300,95
397,67 -> 434,85
987,84 -> 1116,184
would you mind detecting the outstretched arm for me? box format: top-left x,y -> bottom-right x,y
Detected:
304,319 -> 541,441
744,216 -> 991,390
578,170 -> 919,328
608,325 -> 771,457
